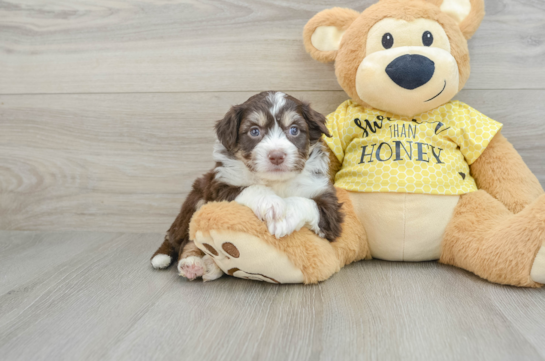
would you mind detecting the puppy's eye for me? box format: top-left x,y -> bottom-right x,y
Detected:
249,127 -> 260,137
422,31 -> 433,46
382,33 -> 394,49
289,126 -> 299,136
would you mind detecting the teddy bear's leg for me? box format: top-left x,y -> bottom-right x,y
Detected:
189,188 -> 371,284
440,190 -> 545,287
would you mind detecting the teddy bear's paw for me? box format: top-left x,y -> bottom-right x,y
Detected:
202,254 -> 224,282
194,230 -> 304,284
178,256 -> 205,281
531,245 -> 545,284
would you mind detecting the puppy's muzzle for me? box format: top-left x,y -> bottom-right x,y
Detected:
268,151 -> 286,166
386,54 -> 435,90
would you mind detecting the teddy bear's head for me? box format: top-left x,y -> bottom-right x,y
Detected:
304,0 -> 485,117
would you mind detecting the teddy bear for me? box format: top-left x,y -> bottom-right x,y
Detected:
188,0 -> 545,287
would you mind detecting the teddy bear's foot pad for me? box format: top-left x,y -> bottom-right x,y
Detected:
531,246 -> 545,284
193,230 -> 304,284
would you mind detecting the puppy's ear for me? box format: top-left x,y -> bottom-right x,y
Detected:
215,105 -> 243,151
301,103 -> 331,142
303,8 -> 360,63
433,0 -> 485,39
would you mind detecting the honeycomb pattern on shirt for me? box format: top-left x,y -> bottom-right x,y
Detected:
323,100 -> 503,195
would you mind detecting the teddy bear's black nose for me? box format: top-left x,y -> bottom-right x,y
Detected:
385,54 -> 435,90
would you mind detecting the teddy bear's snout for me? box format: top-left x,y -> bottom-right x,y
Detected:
386,54 -> 435,90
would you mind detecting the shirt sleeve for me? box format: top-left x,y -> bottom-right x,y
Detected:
449,102 -> 503,165
322,101 -> 350,164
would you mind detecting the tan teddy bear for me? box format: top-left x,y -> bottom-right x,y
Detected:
188,0 -> 545,287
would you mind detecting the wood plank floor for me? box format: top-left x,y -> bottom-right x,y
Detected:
0,230 -> 544,361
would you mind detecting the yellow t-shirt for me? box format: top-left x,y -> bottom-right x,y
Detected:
324,100 -> 503,195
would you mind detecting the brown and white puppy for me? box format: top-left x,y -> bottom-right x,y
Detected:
150,91 -> 344,281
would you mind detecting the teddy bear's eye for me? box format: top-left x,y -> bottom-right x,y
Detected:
382,33 -> 394,49
422,31 -> 434,46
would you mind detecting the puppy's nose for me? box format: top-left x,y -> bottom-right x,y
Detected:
386,54 -> 435,90
268,151 -> 286,165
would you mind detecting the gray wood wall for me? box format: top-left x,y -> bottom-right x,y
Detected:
1,0 -> 544,233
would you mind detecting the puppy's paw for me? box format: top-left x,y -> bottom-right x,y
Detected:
151,254 -> 172,269
178,256 -> 205,281
266,218 -> 287,239
305,220 -> 325,238
268,219 -> 300,239
254,195 -> 286,222
202,255 -> 223,282
267,211 -> 304,239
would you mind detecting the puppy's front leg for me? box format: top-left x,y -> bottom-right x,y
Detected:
267,197 -> 321,239
271,191 -> 343,241
235,185 -> 287,223
310,190 -> 343,242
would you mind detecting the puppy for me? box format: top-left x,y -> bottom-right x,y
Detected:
150,91 -> 344,281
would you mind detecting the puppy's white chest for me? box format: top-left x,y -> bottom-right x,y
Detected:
267,180 -> 300,198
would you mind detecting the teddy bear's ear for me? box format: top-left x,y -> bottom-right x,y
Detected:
434,0 -> 485,39
303,8 -> 360,63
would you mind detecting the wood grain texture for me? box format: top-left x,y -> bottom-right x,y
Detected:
0,230 -> 544,361
0,0 -> 544,95
1,90 -> 543,233
0,230 -> 121,295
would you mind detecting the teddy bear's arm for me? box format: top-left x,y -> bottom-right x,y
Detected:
470,131 -> 544,213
